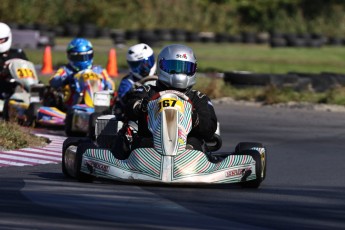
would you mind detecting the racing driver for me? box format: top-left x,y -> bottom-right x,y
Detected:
124,44 -> 218,154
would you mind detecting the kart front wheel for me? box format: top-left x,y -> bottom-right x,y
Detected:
234,142 -> 267,188
75,142 -> 97,182
62,137 -> 93,178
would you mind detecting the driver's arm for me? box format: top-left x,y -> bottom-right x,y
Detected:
100,69 -> 115,90
189,92 -> 218,140
49,68 -> 70,89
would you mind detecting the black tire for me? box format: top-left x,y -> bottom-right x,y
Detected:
234,142 -> 267,188
65,111 -> 74,136
235,142 -> 263,153
2,99 -> 10,121
223,72 -> 271,86
62,137 -> 81,177
79,23 -> 98,38
138,29 -> 159,47
239,150 -> 263,188
110,29 -> 126,45
186,31 -> 200,42
269,37 -> 287,48
125,30 -> 139,40
75,142 -> 97,182
241,32 -> 256,44
3,98 -> 22,123
62,137 -> 93,178
215,33 -> 229,43
25,102 -> 42,127
65,111 -> 85,137
154,29 -> 172,41
64,23 -> 80,37
205,133 -> 222,152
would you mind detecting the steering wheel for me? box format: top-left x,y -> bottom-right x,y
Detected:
133,75 -> 158,88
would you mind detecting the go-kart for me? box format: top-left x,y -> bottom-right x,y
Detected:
62,90 -> 266,188
1,58 -> 65,126
64,69 -> 114,137
88,75 -> 158,141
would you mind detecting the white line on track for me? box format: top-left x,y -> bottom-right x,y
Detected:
0,132 -> 67,167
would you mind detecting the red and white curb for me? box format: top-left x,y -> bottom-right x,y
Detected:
0,133 -> 66,167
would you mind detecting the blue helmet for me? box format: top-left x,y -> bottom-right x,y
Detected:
67,38 -> 93,71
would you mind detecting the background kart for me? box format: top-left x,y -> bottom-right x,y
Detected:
62,90 -> 266,188
1,59 -> 65,127
64,69 -> 114,137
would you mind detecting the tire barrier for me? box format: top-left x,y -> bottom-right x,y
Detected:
125,30 -> 139,41
215,33 -> 229,43
10,23 -> 345,47
171,29 -> 187,42
110,29 -> 126,45
241,32 -> 257,44
63,23 -> 80,37
186,31 -> 201,42
137,29 -> 160,47
154,29 -> 172,42
79,23 -> 99,38
269,33 -> 328,48
223,71 -> 345,92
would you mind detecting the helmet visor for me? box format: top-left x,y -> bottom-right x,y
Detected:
159,59 -> 197,76
0,37 -> 9,44
128,55 -> 155,75
68,50 -> 93,62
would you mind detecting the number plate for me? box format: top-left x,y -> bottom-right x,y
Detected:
94,93 -> 111,106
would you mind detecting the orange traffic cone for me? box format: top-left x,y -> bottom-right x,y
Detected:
41,46 -> 53,74
107,48 -> 118,77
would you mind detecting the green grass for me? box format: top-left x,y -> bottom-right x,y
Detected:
195,77 -> 345,106
27,38 -> 345,75
32,38 -> 345,106
0,121 -> 49,150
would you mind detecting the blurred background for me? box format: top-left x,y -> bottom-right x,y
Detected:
3,0 -> 345,103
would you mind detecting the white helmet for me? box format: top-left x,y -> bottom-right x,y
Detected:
157,44 -> 197,90
0,22 -> 12,53
126,43 -> 156,79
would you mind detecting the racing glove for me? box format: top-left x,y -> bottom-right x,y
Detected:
133,98 -> 149,115
62,76 -> 77,91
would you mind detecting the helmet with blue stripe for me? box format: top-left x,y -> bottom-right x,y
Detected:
157,44 -> 197,90
67,38 -> 93,71
126,43 -> 156,79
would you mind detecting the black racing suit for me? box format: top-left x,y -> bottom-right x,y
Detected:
0,48 -> 28,99
124,81 -> 218,151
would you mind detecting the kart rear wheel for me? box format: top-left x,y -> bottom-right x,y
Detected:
234,142 -> 267,188
25,102 -> 42,127
65,111 -> 84,137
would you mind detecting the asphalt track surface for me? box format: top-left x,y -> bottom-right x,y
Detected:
0,103 -> 345,230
